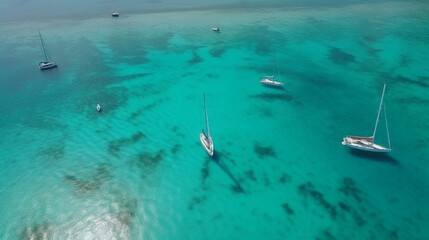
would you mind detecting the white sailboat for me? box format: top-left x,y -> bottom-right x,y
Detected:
260,52 -> 284,88
97,104 -> 101,112
38,31 -> 57,70
342,83 -> 392,152
200,93 -> 214,157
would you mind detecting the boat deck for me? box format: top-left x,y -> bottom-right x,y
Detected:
342,137 -> 391,152
200,132 -> 214,157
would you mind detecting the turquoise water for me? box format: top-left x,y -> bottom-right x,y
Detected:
1,1 -> 429,239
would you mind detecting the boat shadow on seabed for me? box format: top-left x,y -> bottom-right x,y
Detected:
211,152 -> 245,193
348,148 -> 399,165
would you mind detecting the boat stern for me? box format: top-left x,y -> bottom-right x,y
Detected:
341,136 -> 350,146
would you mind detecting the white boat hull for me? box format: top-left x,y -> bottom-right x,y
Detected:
200,132 -> 214,157
260,78 -> 284,87
39,61 -> 57,70
342,137 -> 391,153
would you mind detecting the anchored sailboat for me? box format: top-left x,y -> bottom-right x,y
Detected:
342,83 -> 392,152
200,93 -> 214,157
260,52 -> 284,88
38,31 -> 57,70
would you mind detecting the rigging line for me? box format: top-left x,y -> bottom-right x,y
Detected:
384,103 -> 391,149
372,83 -> 386,139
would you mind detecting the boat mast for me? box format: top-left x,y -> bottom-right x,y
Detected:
39,31 -> 49,62
204,93 -> 211,140
271,52 -> 276,77
275,52 -> 281,83
372,83 -> 386,139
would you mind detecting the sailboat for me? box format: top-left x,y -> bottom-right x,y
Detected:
260,52 -> 284,88
97,104 -> 101,112
342,83 -> 392,152
200,93 -> 214,157
38,31 -> 57,70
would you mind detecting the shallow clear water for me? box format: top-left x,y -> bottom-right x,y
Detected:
1,1 -> 429,239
